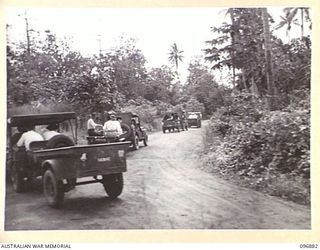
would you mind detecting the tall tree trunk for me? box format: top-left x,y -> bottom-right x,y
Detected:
251,77 -> 259,96
261,8 -> 277,110
175,57 -> 178,72
229,8 -> 237,89
242,73 -> 250,93
241,68 -> 250,93
24,10 -> 30,54
300,8 -> 304,38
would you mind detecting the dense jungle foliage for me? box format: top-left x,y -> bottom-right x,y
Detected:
202,8 -> 311,205
7,8 -> 311,204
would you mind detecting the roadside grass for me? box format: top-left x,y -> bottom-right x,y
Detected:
200,126 -> 310,206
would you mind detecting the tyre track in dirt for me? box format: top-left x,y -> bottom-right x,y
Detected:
123,124 -> 310,229
5,122 -> 310,230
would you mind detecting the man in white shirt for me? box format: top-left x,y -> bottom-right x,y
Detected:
17,126 -> 44,151
103,114 -> 123,137
42,123 -> 60,140
87,114 -> 99,136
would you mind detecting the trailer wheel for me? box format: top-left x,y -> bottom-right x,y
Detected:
43,169 -> 64,208
102,173 -> 123,199
10,163 -> 25,193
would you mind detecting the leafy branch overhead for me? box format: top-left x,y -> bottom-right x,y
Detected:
204,8 -> 311,97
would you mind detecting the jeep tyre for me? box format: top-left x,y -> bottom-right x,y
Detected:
46,134 -> 75,149
121,123 -> 133,141
133,135 -> 140,150
10,163 -> 25,193
43,169 -> 64,208
143,135 -> 148,146
102,173 -> 123,199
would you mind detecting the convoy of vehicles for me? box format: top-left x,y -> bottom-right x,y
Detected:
162,110 -> 202,133
6,109 -> 201,208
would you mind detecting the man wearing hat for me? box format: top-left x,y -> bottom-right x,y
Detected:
103,113 -> 123,138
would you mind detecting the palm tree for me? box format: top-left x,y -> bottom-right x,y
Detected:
168,43 -> 184,72
18,10 -> 31,54
262,8 -> 276,110
276,7 -> 311,39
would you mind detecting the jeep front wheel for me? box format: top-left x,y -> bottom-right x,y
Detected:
143,136 -> 148,146
102,173 -> 123,199
43,169 -> 64,208
133,135 -> 140,150
10,163 -> 25,193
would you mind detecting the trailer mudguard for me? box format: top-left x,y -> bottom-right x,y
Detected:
41,158 -> 77,181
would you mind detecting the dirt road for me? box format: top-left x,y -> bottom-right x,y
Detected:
5,123 -> 310,230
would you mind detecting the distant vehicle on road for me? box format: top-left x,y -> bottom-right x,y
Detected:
116,112 -> 148,150
7,112 -> 130,208
162,112 -> 181,133
187,111 -> 202,128
87,112 -> 148,150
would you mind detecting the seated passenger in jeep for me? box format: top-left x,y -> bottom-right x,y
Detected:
103,114 -> 123,138
87,113 -> 101,136
16,125 -> 44,151
42,123 -> 60,140
11,126 -> 27,146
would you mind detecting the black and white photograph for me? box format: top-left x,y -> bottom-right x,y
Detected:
4,6 -> 312,232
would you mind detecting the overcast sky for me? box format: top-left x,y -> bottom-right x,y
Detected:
6,7 -> 308,84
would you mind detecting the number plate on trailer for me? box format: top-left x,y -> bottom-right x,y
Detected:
97,157 -> 111,162
118,150 -> 125,157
